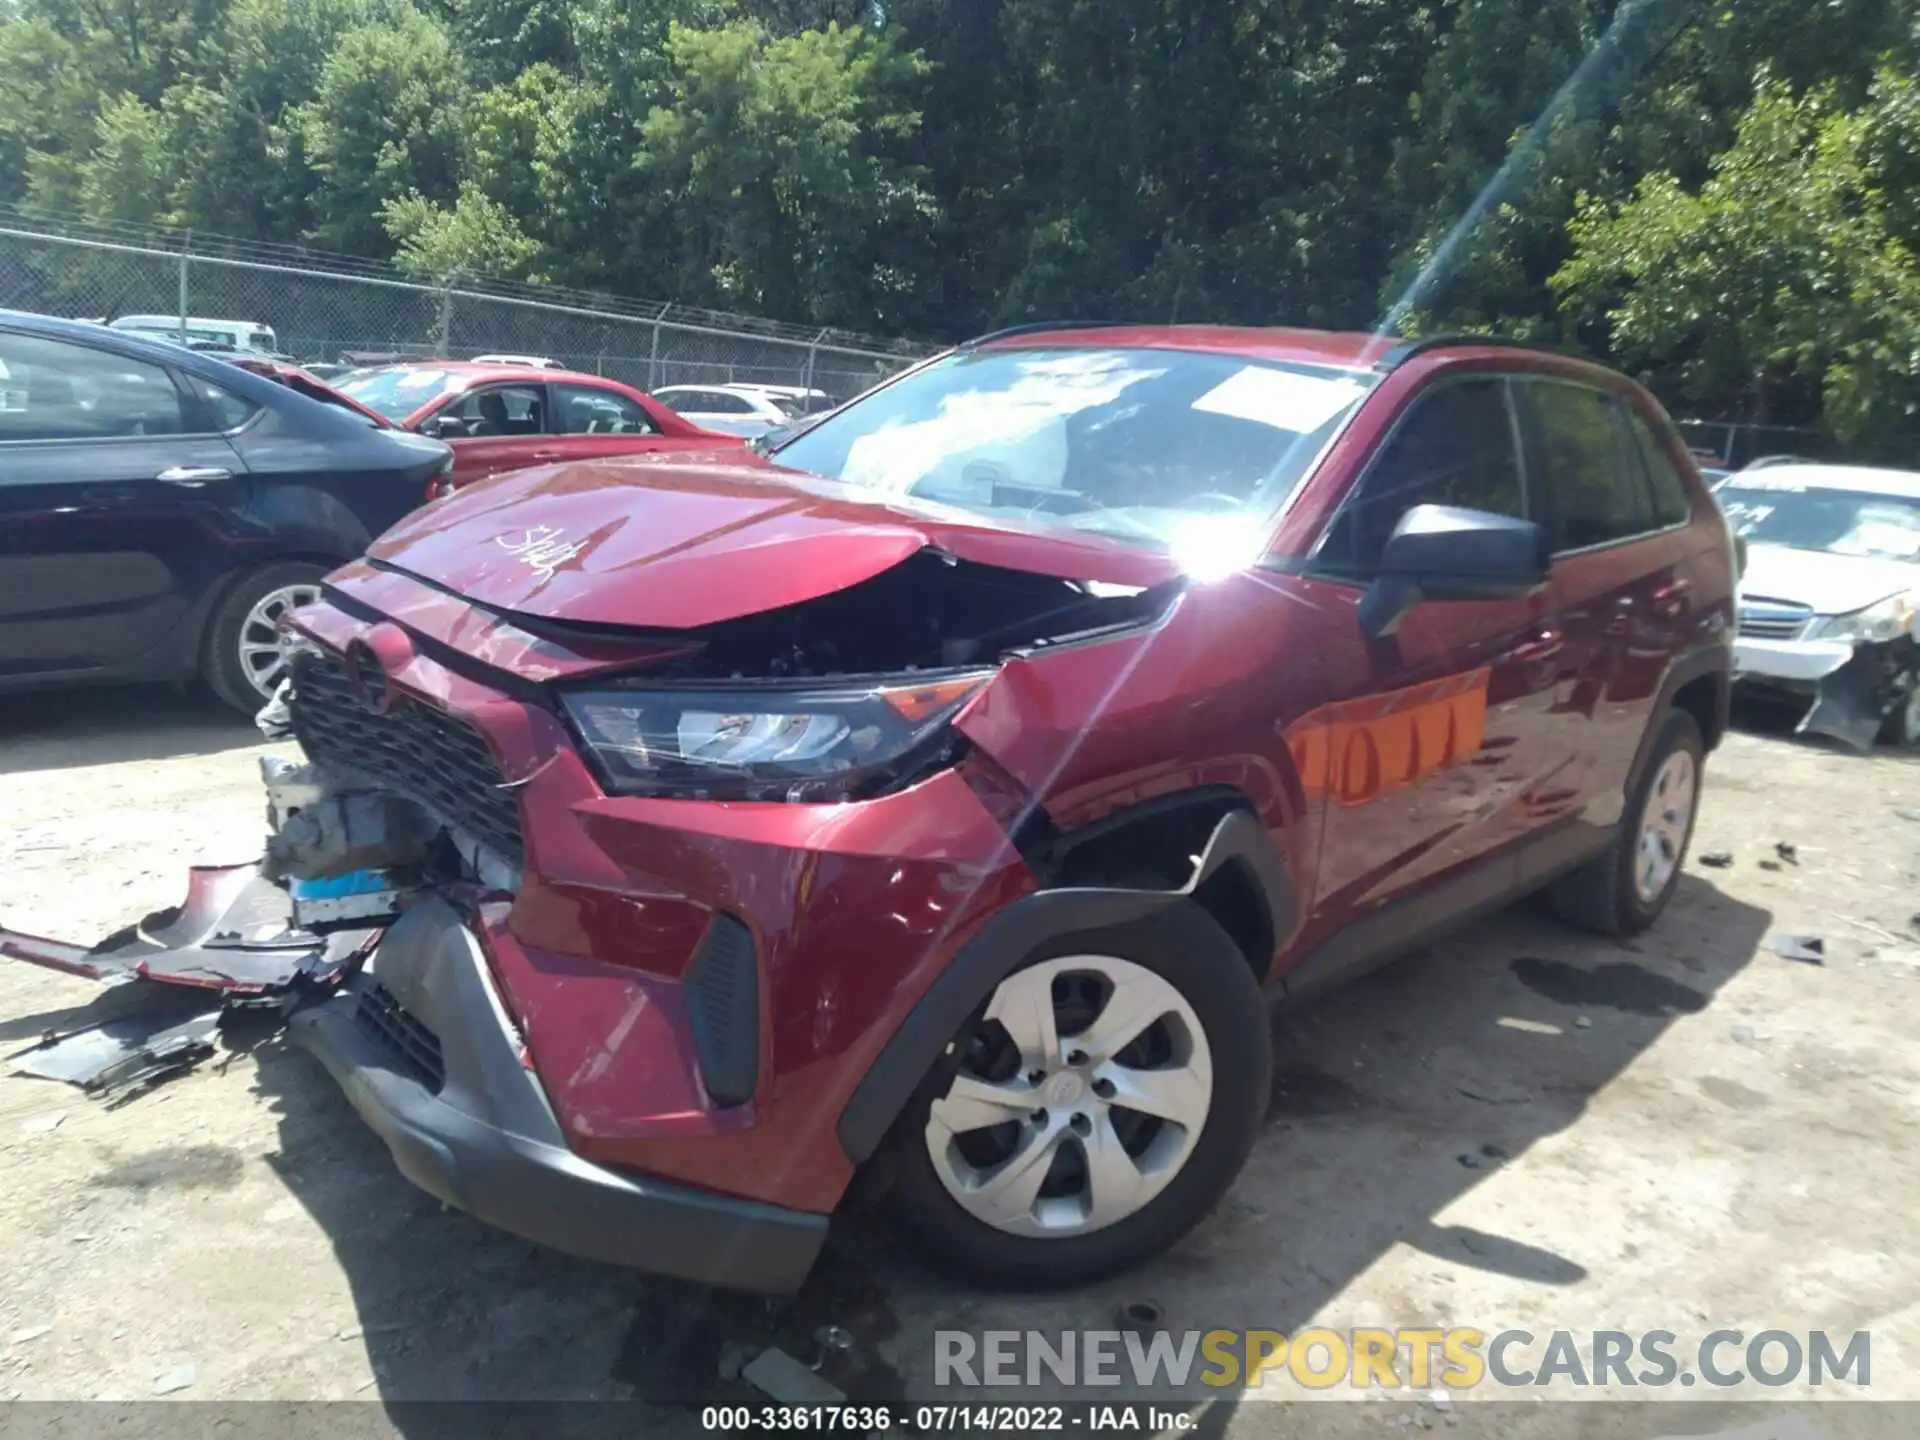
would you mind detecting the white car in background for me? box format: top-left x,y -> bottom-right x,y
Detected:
108,314 -> 278,353
653,383 -> 833,438
470,353 -> 559,368
1716,463 -> 1920,747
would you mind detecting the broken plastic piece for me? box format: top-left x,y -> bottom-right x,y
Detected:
1769,934 -> 1826,965
290,870 -> 407,932
741,1347 -> 847,1405
1697,851 -> 1734,869
0,862 -> 373,996
1798,649 -> 1898,751
265,791 -> 439,881
256,680 -> 295,741
11,990 -> 222,1095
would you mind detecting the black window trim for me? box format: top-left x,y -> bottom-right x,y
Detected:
0,326 -> 243,447
1514,375 -> 1693,559
1301,370 -> 1534,590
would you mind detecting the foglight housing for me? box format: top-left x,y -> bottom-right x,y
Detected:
561,671 -> 994,801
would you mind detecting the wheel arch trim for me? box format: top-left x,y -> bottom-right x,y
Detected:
835,808 -> 1295,1166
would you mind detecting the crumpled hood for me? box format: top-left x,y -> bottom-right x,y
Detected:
364,453 -> 1181,629
1740,543 -> 1920,617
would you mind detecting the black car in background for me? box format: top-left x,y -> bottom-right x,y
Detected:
0,310 -> 453,713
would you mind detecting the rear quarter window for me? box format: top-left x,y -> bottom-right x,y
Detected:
1527,381 -> 1654,551
1624,410 -> 1696,528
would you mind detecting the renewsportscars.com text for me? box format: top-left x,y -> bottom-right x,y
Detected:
934,1328 -> 1870,1391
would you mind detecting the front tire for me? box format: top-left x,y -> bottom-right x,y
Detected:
202,561 -> 327,715
880,903 -> 1271,1290
1549,708 -> 1704,937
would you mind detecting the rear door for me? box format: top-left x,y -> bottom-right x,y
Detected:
1303,374 -> 1562,917
430,382 -> 549,488
0,326 -> 250,683
1518,379 -> 1695,872
545,381 -> 736,463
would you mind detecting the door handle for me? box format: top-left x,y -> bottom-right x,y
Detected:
156,466 -> 232,487
1512,629 -> 1564,664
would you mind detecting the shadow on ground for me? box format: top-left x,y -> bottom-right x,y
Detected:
238,872 -> 1770,1429
0,684 -> 263,776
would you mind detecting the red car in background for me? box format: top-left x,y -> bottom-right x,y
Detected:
333,360 -> 742,494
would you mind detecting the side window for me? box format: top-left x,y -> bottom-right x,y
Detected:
1529,382 -> 1653,551
1316,378 -> 1524,577
555,384 -> 658,435
1624,409 -> 1695,528
703,390 -> 755,414
442,384 -> 545,436
184,374 -> 260,432
0,331 -> 187,441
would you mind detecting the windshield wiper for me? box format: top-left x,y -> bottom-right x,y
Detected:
749,410 -> 831,456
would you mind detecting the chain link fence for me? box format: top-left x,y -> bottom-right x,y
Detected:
0,205 -> 938,402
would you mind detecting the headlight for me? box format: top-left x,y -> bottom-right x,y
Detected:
1810,592 -> 1918,644
561,671 -> 993,801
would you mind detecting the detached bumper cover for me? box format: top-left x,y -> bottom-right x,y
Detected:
288,899 -> 827,1293
1732,636 -> 1854,682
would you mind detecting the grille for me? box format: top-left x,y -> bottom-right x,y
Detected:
355,982 -> 445,1092
290,652 -> 524,866
1737,598 -> 1813,641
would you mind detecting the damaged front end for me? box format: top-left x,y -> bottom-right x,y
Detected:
3,545 -> 1172,1103
1735,630 -> 1920,750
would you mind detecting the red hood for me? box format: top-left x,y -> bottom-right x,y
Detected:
364,453 -> 1181,629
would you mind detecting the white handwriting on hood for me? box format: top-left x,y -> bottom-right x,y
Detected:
495,525 -> 587,579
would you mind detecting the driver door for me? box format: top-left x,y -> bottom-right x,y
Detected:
1301,375 -> 1565,918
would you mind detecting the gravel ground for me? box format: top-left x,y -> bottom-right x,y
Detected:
2,684 -> 1918,1438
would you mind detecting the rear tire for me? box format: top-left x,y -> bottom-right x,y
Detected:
879,903 -> 1270,1290
1549,709 -> 1704,937
202,561 -> 327,715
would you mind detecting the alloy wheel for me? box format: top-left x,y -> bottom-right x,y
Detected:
238,582 -> 322,701
923,955 -> 1214,1239
1635,749 -> 1698,902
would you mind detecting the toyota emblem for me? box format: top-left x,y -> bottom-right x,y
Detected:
344,639 -> 394,715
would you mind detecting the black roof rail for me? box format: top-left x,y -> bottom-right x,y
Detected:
1372,332 -> 1582,371
960,319 -> 1139,347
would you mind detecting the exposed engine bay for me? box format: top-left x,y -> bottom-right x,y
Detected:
540,549 -> 1175,680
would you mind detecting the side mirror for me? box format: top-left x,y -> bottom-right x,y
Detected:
1358,503 -> 1548,639
421,414 -> 468,439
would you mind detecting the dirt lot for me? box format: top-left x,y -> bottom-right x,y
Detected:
2,684 -> 1919,1436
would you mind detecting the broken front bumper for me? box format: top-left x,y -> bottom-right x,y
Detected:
1732,636 -> 1856,683
287,898 -> 828,1294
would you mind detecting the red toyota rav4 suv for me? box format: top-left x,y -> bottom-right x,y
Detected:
270,326 -> 1733,1293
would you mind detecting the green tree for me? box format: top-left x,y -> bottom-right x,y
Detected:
292,6 -> 470,255
637,18 -> 937,326
1554,75 -> 1920,449
383,180 -> 542,281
